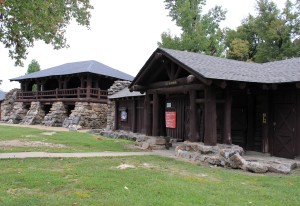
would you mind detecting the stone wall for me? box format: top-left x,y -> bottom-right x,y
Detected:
0,89 -> 20,122
43,102 -> 68,127
21,102 -> 45,125
63,102 -> 108,129
175,142 -> 299,174
106,81 -> 131,130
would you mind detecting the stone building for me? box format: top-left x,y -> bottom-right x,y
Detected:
3,60 -> 133,128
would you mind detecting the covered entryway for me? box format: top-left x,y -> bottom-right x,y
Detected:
165,95 -> 190,141
273,103 -> 296,158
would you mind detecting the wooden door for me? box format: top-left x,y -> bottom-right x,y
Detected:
165,95 -> 189,141
273,104 -> 296,158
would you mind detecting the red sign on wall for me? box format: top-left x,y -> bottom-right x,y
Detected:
165,112 -> 176,128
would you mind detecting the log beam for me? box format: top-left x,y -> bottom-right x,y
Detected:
133,52 -> 163,86
131,75 -> 198,92
148,84 -> 205,94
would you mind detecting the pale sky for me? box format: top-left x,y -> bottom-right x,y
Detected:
0,0 -> 285,92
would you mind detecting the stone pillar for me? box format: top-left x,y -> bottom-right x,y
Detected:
21,102 -> 45,125
43,102 -> 68,127
7,102 -> 28,124
63,102 -> 108,129
0,89 -> 21,122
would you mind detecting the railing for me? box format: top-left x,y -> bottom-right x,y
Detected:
16,88 -> 108,102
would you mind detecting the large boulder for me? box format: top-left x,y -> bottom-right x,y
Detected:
246,161 -> 268,173
227,153 -> 247,169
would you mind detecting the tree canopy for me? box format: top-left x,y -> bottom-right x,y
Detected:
158,0 -> 227,56
0,0 -> 93,66
26,59 -> 41,74
225,0 -> 300,62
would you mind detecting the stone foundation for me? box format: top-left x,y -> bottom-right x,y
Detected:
176,142 -> 299,174
43,102 -> 68,127
21,102 -> 45,125
63,102 -> 108,129
0,89 -> 20,122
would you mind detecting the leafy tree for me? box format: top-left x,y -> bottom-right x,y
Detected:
26,59 -> 41,74
0,0 -> 93,66
26,59 -> 41,91
228,38 -> 250,61
158,0 -> 227,56
225,0 -> 300,62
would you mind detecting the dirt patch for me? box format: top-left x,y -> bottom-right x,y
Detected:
41,132 -> 56,136
116,164 -> 136,170
0,140 -> 67,148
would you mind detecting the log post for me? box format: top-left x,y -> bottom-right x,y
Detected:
77,87 -> 80,99
114,101 -> 119,130
188,90 -> 200,142
144,94 -> 152,136
204,86 -> 217,145
223,88 -> 232,144
152,93 -> 160,136
86,75 -> 91,98
132,99 -> 137,133
56,88 -> 58,99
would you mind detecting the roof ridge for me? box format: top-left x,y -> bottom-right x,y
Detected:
87,60 -> 94,72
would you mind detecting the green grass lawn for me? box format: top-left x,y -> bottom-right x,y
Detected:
0,125 -> 137,153
0,156 -> 299,206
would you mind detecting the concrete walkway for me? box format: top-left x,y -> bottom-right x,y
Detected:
0,151 -> 155,159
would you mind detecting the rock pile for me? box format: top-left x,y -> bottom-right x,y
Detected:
0,89 -> 20,122
90,129 -> 169,150
63,102 -> 107,129
21,102 -> 45,125
176,142 -> 299,174
43,102 -> 68,127
107,81 -> 131,130
107,81 -> 131,96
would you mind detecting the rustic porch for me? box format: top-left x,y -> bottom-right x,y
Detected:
15,88 -> 108,104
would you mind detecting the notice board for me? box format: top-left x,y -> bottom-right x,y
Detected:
165,112 -> 176,128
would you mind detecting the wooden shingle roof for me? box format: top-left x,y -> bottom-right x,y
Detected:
10,60 -> 134,81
